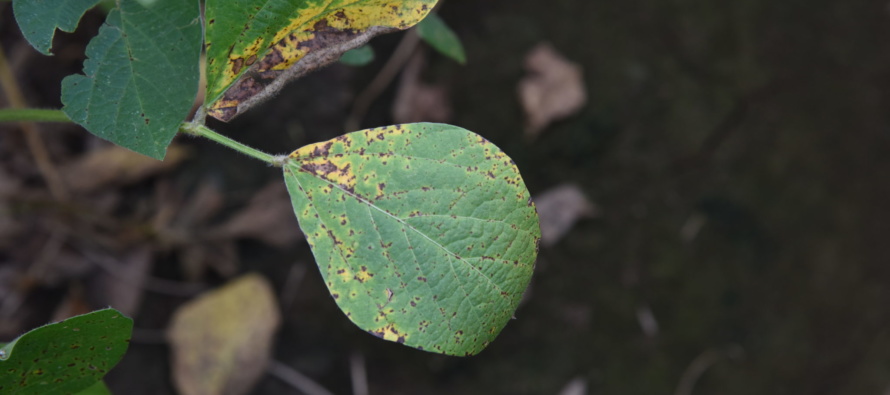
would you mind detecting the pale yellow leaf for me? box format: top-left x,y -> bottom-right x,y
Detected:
167,274 -> 281,395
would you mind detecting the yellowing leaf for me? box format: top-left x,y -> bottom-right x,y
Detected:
167,274 -> 281,395
204,0 -> 438,121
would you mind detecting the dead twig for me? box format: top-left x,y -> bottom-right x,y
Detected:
350,353 -> 369,395
0,42 -> 70,201
343,29 -> 421,132
674,345 -> 744,395
268,360 -> 336,395
75,245 -> 209,297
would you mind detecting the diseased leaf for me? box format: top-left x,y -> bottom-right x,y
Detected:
61,0 -> 202,160
0,308 -> 133,395
167,274 -> 281,395
283,123 -> 540,356
416,13 -> 466,64
204,0 -> 437,122
339,45 -> 375,66
12,0 -> 101,55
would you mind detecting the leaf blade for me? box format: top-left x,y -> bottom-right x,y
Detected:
12,0 -> 101,55
61,0 -> 202,160
339,45 -> 375,66
416,13 -> 466,64
283,123 -> 539,356
204,0 -> 438,122
0,309 -> 133,395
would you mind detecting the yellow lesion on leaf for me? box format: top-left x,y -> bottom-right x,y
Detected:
373,323 -> 408,343
214,36 -> 267,96
207,0 -> 435,119
297,156 -> 358,192
336,268 -> 353,283
355,270 -> 373,283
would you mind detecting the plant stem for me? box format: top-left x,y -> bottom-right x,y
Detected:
180,122 -> 286,166
0,108 -> 72,123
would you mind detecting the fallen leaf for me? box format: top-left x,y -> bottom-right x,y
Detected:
168,274 -> 281,395
211,182 -> 301,248
518,43 -> 587,138
534,184 -> 597,247
61,144 -> 190,193
392,51 -> 452,124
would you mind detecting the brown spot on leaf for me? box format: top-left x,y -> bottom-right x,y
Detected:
231,58 -> 244,74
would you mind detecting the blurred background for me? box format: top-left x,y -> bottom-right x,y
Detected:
2,0 -> 890,394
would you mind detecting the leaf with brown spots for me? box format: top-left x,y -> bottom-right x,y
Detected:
283,123 -> 540,356
0,309 -> 132,395
204,0 -> 438,122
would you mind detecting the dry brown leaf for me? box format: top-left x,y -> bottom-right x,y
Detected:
518,43 -> 587,138
211,182 -> 301,248
534,184 -> 597,247
392,51 -> 452,124
61,144 -> 190,193
168,273 -> 281,395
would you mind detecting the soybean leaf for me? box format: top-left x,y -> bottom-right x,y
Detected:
12,0 -> 101,55
0,308 -> 133,395
283,123 -> 540,356
204,0 -> 438,122
76,381 -> 112,395
61,0 -> 202,160
416,13 -> 465,64
339,45 -> 375,67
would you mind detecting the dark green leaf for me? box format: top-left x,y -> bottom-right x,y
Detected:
75,381 -> 112,395
12,0 -> 101,55
0,309 -> 133,395
283,123 -> 540,356
339,45 -> 375,67
61,0 -> 202,160
417,13 -> 466,64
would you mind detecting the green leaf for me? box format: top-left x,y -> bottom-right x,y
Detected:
339,45 -> 375,67
416,13 -> 466,65
61,0 -> 202,160
12,0 -> 101,55
75,381 -> 112,395
0,308 -> 133,395
204,0 -> 438,122
283,123 -> 540,356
